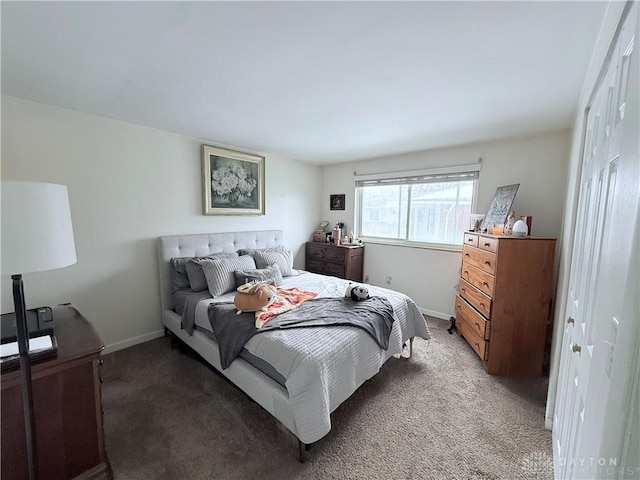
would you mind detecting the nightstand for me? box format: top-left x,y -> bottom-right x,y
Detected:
1,306 -> 111,479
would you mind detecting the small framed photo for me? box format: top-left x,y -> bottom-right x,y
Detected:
202,145 -> 265,215
330,194 -> 345,211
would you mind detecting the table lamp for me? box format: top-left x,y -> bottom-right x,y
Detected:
1,181 -> 77,480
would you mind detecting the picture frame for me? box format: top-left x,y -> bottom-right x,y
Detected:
481,183 -> 519,231
202,144 -> 265,215
330,194 -> 345,211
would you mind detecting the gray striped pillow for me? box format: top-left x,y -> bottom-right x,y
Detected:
252,250 -> 294,277
184,252 -> 239,292
201,255 -> 257,297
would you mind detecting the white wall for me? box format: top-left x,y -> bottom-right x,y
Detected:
1,96 -> 322,351
321,130 -> 571,317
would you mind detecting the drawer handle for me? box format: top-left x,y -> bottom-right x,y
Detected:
464,253 -> 470,257
99,359 -> 104,366
484,242 -> 490,247
463,270 -> 469,276
483,282 -> 489,287
461,288 -> 466,294
480,303 -> 485,308
474,342 -> 481,350
474,322 -> 481,330
467,238 -> 473,243
484,260 -> 491,265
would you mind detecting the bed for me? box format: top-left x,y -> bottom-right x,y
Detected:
157,230 -> 431,461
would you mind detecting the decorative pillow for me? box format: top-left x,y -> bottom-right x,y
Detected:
169,257 -> 193,293
202,255 -> 257,297
234,263 -> 283,288
184,253 -> 239,292
252,250 -> 295,277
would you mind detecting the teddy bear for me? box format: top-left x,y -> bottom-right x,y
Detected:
234,281 -> 278,314
345,282 -> 370,301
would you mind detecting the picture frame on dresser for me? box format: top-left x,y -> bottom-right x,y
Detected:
202,144 -> 265,216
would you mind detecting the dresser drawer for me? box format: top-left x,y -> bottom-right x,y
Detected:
306,243 -> 345,264
306,259 -> 345,278
455,295 -> 490,341
463,233 -> 478,247
456,297 -> 489,360
459,279 -> 492,319
462,245 -> 497,275
461,262 -> 495,297
477,236 -> 499,253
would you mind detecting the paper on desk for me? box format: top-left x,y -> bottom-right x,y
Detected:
0,335 -> 54,358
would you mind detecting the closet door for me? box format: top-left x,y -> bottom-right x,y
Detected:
553,5 -> 638,478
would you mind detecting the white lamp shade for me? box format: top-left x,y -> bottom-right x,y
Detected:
1,181 -> 77,275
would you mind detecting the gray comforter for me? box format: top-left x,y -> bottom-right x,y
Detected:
208,296 -> 395,369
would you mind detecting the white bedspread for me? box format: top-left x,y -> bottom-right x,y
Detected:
193,271 -> 431,444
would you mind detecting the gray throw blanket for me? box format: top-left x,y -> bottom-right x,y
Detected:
208,296 -> 395,370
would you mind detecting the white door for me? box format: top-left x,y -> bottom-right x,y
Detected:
553,4 -> 639,479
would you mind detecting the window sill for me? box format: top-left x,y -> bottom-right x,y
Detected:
358,237 -> 463,253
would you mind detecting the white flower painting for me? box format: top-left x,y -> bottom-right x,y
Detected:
202,145 -> 265,215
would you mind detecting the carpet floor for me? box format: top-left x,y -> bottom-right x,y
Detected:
102,317 -> 553,479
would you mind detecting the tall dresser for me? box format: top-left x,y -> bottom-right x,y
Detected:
455,233 -> 556,376
305,242 -> 364,282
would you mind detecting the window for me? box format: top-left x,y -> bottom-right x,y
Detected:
355,165 -> 480,249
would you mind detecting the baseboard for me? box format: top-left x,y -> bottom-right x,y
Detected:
104,329 -> 165,354
419,307 -> 453,321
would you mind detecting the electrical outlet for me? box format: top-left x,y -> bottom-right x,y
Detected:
364,275 -> 369,283
386,276 -> 392,285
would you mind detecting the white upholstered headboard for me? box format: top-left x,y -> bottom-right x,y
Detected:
157,230 -> 283,312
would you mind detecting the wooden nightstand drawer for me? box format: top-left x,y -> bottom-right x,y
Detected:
459,279 -> 492,319
462,245 -> 497,275
456,297 -> 488,360
461,262 -> 495,297
463,233 -> 478,247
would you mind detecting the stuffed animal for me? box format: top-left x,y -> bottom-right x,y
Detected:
345,283 -> 370,301
234,281 -> 278,314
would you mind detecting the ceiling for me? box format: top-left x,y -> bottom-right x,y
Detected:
1,1 -> 607,165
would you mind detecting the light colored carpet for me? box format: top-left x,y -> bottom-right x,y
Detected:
102,317 -> 553,479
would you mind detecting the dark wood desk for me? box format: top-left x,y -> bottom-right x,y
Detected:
1,306 -> 111,480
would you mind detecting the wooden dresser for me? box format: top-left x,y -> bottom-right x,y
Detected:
455,233 -> 556,376
305,242 -> 364,282
1,306 -> 111,480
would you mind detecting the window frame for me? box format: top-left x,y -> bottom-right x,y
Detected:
354,164 -> 480,252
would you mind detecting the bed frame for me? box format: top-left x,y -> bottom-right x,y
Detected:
157,230 -> 315,461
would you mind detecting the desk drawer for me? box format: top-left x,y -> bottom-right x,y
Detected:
461,262 -> 495,297
462,245 -> 497,275
459,279 -> 492,319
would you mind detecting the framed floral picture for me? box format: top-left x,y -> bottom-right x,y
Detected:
202,145 -> 265,215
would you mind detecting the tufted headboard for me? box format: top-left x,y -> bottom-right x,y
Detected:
157,230 -> 283,312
